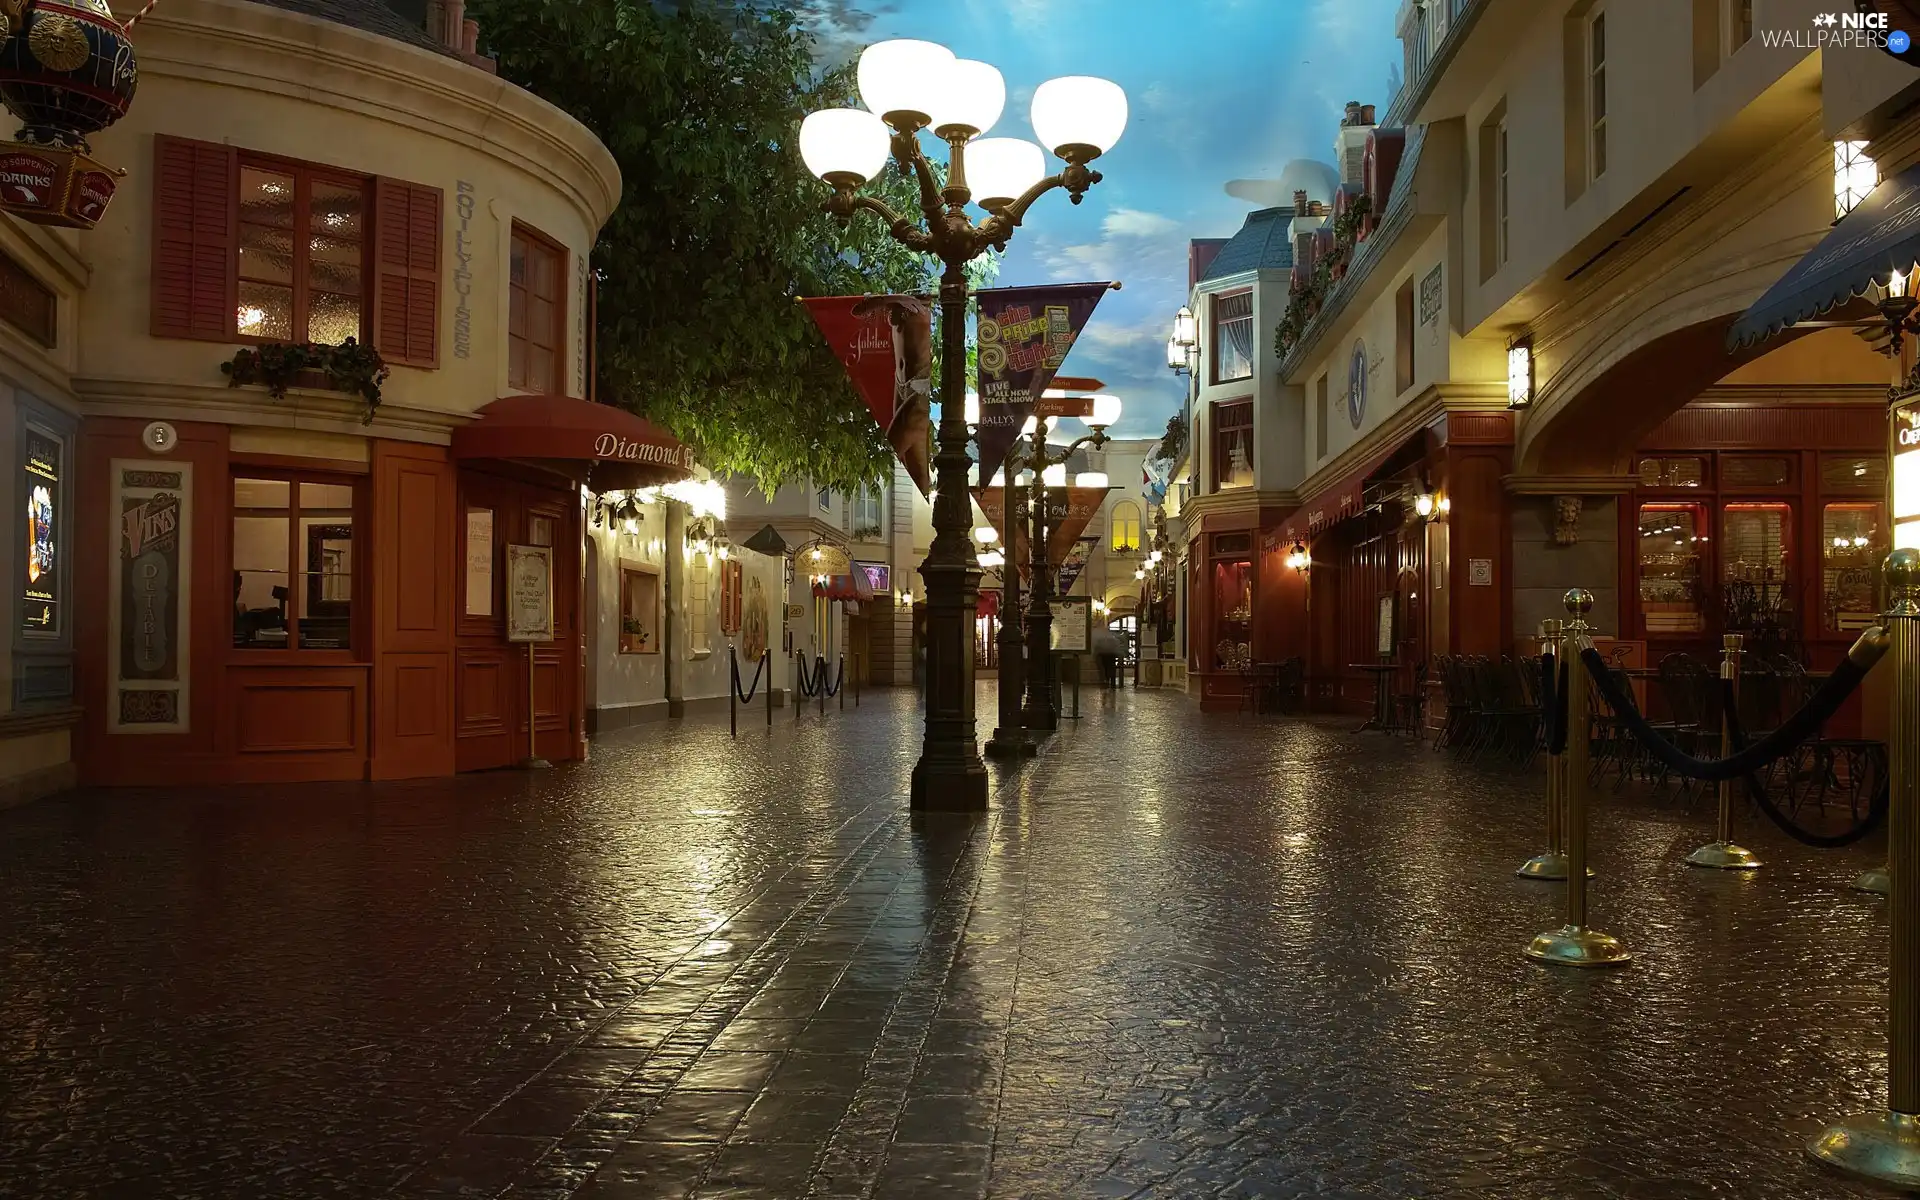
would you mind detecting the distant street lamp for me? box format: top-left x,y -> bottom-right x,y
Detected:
1014,394 -> 1121,730
801,41 -> 1127,809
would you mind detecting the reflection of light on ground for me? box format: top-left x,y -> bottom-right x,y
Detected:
690,809 -> 735,817
697,939 -> 733,958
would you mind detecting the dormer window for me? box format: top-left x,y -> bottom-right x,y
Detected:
1211,290 -> 1254,384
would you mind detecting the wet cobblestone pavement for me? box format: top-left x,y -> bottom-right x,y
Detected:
0,686 -> 1905,1197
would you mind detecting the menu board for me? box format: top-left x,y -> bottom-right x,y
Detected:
506,543 -> 553,642
1050,596 -> 1091,653
1897,397 -> 1920,551
465,508 -> 494,616
21,427 -> 58,633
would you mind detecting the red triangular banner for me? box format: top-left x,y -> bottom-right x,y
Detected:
801,295 -> 934,496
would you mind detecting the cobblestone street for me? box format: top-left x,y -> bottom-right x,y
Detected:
0,685 -> 1902,1198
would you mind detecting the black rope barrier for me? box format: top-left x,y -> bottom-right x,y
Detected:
821,657 -> 844,699
732,648 -> 765,704
793,652 -> 820,699
1578,637 -> 1883,781
1722,681 -> 1888,848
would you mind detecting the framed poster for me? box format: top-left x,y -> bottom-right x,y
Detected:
506,543 -> 553,642
1050,596 -> 1091,653
1376,593 -> 1394,657
21,424 -> 60,635
464,508 -> 494,616
855,560 -> 890,594
109,460 -> 192,732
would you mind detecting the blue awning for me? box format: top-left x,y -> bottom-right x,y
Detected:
1727,163 -> 1920,351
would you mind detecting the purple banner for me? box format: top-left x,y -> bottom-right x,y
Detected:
1055,535 -> 1099,597
974,282 -> 1113,483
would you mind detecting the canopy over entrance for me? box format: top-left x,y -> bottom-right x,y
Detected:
452,394 -> 697,491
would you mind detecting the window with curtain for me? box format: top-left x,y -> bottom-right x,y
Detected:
853,487 -> 882,538
1212,400 -> 1254,491
1212,290 -> 1253,383
1314,373 -> 1329,460
1111,501 -> 1141,553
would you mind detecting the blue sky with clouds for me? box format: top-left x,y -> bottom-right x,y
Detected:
795,0 -> 1404,442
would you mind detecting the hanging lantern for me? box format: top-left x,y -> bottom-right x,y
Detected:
0,0 -> 136,229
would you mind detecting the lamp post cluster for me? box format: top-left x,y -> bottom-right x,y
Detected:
800,40 -> 1126,809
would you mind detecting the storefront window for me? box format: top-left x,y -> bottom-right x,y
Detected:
1637,456 -> 1706,488
1721,455 -> 1792,488
1722,502 -> 1791,626
1212,558 -> 1252,670
1638,503 -> 1706,633
233,474 -> 357,651
619,565 -> 659,653
1822,455 -> 1886,492
1822,502 -> 1884,632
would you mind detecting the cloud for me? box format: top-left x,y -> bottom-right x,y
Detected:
790,0 -> 895,66
1037,207 -> 1187,286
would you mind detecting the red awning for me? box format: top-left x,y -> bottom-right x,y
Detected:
812,572 -> 874,602
451,394 -> 697,491
1279,440 -> 1402,543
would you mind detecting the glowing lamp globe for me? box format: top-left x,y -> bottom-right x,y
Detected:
1075,472 -> 1109,488
1042,464 -> 1067,486
930,59 -> 1005,137
964,391 -> 980,426
1030,76 -> 1128,158
799,109 -> 890,184
1079,394 -> 1123,429
967,138 -> 1045,208
857,40 -> 954,127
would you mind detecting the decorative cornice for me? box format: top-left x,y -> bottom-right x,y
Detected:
0,705 -> 81,738
1504,473 -> 1638,496
1691,383 -> 1888,405
130,0 -> 621,232
72,377 -> 464,445
1180,487 -> 1290,522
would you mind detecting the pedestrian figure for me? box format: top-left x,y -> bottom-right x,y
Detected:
1093,623 -> 1120,689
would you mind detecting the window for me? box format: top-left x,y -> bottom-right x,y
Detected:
1587,9 -> 1608,181
720,558 -> 743,636
818,487 -> 831,512
1822,455 -> 1887,492
1496,116 -> 1510,265
509,224 -> 566,393
1720,455 -> 1792,488
1722,502 -> 1791,622
1212,400 -> 1254,491
0,246 -> 55,347
1823,503 -> 1885,632
1394,279 -> 1415,394
151,137 -> 441,362
689,551 -> 712,655
1212,291 -> 1254,383
853,486 -> 882,539
1314,373 -> 1330,460
619,565 -> 659,653
1212,556 -> 1252,671
1637,502 -> 1706,634
232,474 -> 359,651
1732,0 -> 1752,50
1111,501 -> 1142,553
21,425 -> 61,635
1636,456 -> 1707,488
236,161 -> 365,344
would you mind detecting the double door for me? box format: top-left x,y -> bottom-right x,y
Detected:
455,468 -> 579,772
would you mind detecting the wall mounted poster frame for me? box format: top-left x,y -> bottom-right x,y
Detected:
506,543 -> 553,642
1376,593 -> 1395,658
1051,595 -> 1091,653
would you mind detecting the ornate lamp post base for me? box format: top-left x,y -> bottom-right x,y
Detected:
1809,1112 -> 1920,1189
1524,924 -> 1632,968
1514,853 -> 1590,881
984,729 -> 1036,758
1856,864 -> 1891,894
1685,841 -> 1762,870
910,754 -> 989,810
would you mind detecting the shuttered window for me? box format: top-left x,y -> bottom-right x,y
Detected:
151,137 -> 441,369
508,223 -> 566,393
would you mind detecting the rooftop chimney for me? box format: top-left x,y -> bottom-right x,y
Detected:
1294,189 -> 1309,216
1361,104 -> 1377,125
1309,200 -> 1326,217
1344,100 -> 1362,126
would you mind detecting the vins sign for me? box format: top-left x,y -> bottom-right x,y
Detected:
1897,401 -> 1920,551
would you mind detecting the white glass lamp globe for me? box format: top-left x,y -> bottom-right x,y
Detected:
1172,304 -> 1197,347
966,138 -> 1045,208
974,526 -> 998,544
1020,415 -> 1039,436
1042,464 -> 1067,486
931,59 -> 1005,137
964,391 -> 980,426
800,109 -> 891,183
1031,76 -> 1128,158
858,40 -> 955,127
1075,471 -> 1109,488
1165,334 -> 1185,370
1079,394 -> 1123,429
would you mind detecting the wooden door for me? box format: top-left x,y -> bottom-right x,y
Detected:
454,469 -> 580,772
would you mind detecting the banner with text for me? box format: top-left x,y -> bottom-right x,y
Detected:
974,282 -> 1112,484
801,294 -> 935,497
974,486 -> 1108,589
1056,535 -> 1100,597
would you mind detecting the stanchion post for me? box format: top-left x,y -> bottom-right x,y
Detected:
730,645 -> 737,738
818,656 -> 826,715
839,655 -> 845,711
1810,549 -> 1920,1184
1524,588 -> 1631,968
1518,619 -> 1572,881
765,650 -> 773,727
1688,634 -> 1761,869
795,651 -> 802,722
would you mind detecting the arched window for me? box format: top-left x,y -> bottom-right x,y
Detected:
1110,501 -> 1141,553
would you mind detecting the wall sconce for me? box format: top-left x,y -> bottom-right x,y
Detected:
1507,338 -> 1533,409
1413,491 -> 1447,521
1134,568 -> 1146,580
1836,139 -> 1877,221
1285,541 -> 1310,573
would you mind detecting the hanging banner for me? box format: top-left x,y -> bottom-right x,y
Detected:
1056,535 -> 1100,597
800,294 -> 935,497
972,485 -> 1029,582
975,282 -> 1114,483
974,486 -> 1107,589
1045,486 -> 1109,567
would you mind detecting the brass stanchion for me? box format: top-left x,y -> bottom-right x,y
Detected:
521,642 -> 550,769
1686,633 -> 1762,870
1518,619 -> 1575,881
1524,588 -> 1631,968
1810,550 -> 1920,1185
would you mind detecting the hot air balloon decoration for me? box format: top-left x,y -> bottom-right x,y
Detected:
0,0 -> 135,229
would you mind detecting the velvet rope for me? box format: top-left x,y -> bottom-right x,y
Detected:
821,657 -> 845,698
1547,660 -> 1569,757
732,649 -> 765,705
1722,682 -> 1888,848
794,652 -> 821,698
1578,647 -> 1874,781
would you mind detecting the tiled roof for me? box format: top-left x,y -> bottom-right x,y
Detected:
249,0 -> 454,56
1200,207 -> 1295,282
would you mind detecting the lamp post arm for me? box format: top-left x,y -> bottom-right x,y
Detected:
890,134 -> 947,231
848,195 -> 934,253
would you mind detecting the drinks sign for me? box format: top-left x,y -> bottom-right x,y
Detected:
110,462 -> 192,733
1896,398 -> 1920,550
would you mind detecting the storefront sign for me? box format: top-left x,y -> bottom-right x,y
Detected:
1896,398 -> 1920,550
110,461 -> 191,733
742,575 -> 768,661
452,181 -> 475,359
974,282 -> 1114,483
855,560 -> 890,593
1419,264 -> 1443,326
592,432 -> 697,470
21,427 -> 59,634
464,509 -> 493,616
506,544 -> 553,642
801,294 -> 935,496
1051,596 -> 1091,653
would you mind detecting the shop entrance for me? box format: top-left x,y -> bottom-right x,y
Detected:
455,467 -> 579,773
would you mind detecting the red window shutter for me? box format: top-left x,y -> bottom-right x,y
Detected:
150,135 -> 237,341
372,178 -> 443,367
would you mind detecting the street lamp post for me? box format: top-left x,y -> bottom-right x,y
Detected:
1016,395 -> 1122,730
801,42 -> 1127,809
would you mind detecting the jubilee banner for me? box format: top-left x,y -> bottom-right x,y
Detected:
801,295 -> 935,496
974,282 -> 1113,484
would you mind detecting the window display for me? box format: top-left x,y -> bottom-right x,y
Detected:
1637,503 -> 1705,633
1212,557 -> 1251,670
1822,502 -> 1884,632
619,565 -> 659,654
1721,502 -> 1791,627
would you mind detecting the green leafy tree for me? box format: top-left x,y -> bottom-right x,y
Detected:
470,0 -> 995,493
